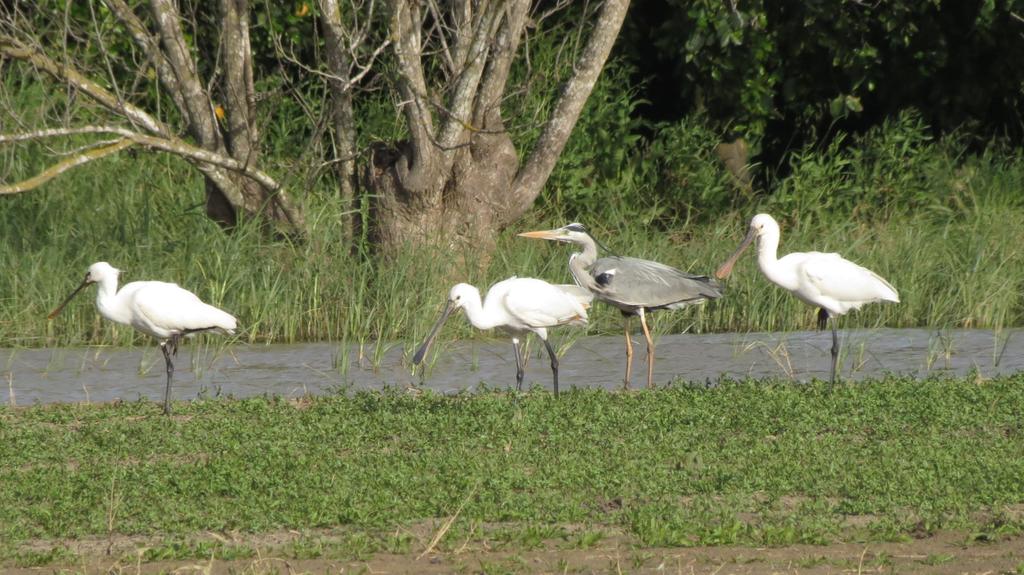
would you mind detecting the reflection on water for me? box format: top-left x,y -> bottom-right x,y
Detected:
1,328 -> 1019,406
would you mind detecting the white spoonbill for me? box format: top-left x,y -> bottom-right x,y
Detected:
412,277 -> 592,396
715,214 -> 899,384
47,262 -> 237,414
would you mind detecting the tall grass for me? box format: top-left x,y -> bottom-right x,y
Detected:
3,98 -> 1024,350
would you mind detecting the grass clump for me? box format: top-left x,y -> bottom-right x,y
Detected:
3,98 -> 1024,347
3,60 -> 1024,349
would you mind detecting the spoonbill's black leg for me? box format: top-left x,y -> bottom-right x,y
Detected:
512,337 -> 524,391
160,333 -> 182,415
829,316 -> 839,385
817,307 -> 829,331
542,338 -> 560,397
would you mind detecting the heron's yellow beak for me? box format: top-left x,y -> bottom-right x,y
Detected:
517,229 -> 563,241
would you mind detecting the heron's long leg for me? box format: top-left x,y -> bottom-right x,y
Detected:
638,308 -> 655,389
623,316 -> 633,388
542,337 -> 560,397
160,334 -> 181,415
829,316 -> 839,385
512,337 -> 524,391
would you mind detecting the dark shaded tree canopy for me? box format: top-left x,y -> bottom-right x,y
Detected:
621,0 -> 1024,161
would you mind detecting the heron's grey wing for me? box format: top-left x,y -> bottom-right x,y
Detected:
588,256 -> 723,309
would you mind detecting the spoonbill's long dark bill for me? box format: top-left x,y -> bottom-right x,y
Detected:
412,277 -> 592,396
715,213 -> 899,383
47,262 -> 237,414
519,224 -> 722,389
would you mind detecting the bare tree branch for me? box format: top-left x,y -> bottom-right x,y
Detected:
148,0 -> 221,149
267,33 -> 390,94
219,0 -> 258,168
474,1 -> 530,128
437,2 -> 500,151
0,34 -> 303,230
0,126 -> 286,197
509,0 -> 630,221
389,0 -> 438,192
423,0 -> 454,75
103,0 -> 189,115
0,139 -> 134,195
0,34 -> 167,135
0,127 -> 133,142
446,0 -> 472,74
320,0 -> 360,242
2,2 -> 306,233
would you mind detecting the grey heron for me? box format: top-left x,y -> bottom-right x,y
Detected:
412,277 -> 592,395
716,213 -> 899,383
519,223 -> 722,388
47,262 -> 237,414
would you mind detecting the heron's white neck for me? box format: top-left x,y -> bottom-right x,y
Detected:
569,254 -> 596,291
458,288 -> 502,331
568,237 -> 600,291
94,274 -> 131,325
577,236 -> 598,265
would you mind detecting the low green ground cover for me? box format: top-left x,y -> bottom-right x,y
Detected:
2,376 -> 1024,566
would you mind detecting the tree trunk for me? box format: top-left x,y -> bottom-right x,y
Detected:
368,0 -> 629,256
144,0 -> 303,232
319,0 -> 360,245
368,128 -> 518,256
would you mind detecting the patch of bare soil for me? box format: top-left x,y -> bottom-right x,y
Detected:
4,529 -> 1024,574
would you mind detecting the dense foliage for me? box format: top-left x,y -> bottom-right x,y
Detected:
625,0 -> 1024,157
3,1 -> 1024,342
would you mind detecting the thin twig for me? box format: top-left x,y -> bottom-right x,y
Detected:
0,126 -> 285,195
417,483 -> 478,560
0,138 -> 135,194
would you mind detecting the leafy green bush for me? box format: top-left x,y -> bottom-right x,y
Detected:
765,110 -> 996,222
543,64 -> 736,226
641,117 -> 736,224
542,62 -> 649,212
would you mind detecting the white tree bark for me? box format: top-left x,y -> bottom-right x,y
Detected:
319,0 -> 361,242
0,2 -> 305,233
509,0 -> 631,221
0,127 -> 289,201
389,0 -> 439,195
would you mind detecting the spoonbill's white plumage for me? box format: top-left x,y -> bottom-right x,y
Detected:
412,277 -> 591,395
716,213 -> 899,383
47,262 -> 237,414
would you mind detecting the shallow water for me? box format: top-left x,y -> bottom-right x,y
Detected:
1,328 -> 1019,406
